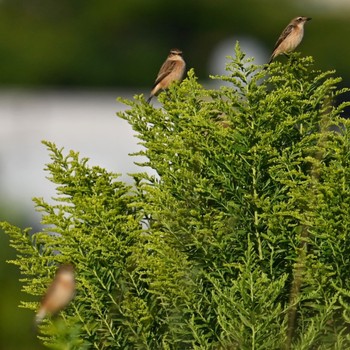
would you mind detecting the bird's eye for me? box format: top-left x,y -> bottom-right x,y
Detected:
297,17 -> 302,21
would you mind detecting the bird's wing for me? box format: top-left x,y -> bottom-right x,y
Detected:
40,279 -> 58,306
273,24 -> 294,51
152,60 -> 177,88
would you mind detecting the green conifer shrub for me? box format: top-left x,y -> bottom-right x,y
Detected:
2,43 -> 350,349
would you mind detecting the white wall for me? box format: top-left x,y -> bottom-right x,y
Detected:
0,89 -> 147,223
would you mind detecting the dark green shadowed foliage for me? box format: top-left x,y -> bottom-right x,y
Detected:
2,43 -> 350,349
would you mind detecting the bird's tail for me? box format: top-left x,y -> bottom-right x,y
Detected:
34,308 -> 46,325
264,55 -> 274,70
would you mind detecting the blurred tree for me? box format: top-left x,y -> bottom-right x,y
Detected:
0,0 -> 349,87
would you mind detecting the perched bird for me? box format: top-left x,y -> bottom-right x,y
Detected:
147,48 -> 186,103
268,16 -> 311,64
35,264 -> 76,325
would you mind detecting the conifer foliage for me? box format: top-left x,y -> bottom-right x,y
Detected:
2,44 -> 350,349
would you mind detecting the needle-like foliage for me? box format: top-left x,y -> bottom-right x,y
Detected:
2,43 -> 350,349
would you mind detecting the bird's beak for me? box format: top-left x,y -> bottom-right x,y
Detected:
306,17 -> 312,21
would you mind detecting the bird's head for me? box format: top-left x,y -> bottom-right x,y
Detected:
293,16 -> 312,25
169,48 -> 183,57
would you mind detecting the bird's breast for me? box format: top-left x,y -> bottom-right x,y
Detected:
284,27 -> 304,52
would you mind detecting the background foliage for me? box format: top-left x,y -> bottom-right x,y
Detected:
0,0 -> 349,87
2,45 -> 350,348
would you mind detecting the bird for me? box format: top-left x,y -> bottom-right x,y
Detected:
147,48 -> 186,103
35,264 -> 76,325
268,16 -> 311,64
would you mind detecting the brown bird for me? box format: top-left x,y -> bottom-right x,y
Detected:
268,16 -> 311,64
35,264 -> 75,325
147,48 -> 186,103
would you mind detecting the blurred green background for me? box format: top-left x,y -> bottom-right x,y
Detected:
1,0 -> 349,348
1,0 -> 350,87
